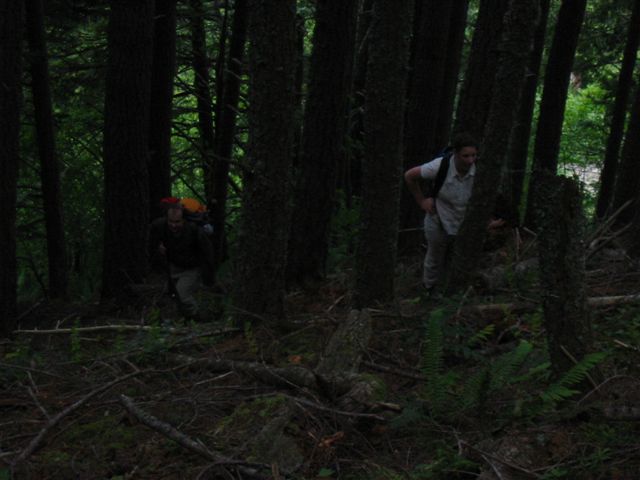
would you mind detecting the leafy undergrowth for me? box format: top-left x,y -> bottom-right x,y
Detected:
2,242 -> 640,479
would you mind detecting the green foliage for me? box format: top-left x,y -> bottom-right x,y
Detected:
540,352 -> 607,405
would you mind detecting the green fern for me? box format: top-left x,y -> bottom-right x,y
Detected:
540,352 -> 606,404
488,340 -> 533,391
421,308 -> 448,415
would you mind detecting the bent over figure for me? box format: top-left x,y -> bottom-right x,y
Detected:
149,203 -> 215,321
404,133 -> 505,292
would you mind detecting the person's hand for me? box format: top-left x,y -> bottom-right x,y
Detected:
488,218 -> 506,229
421,197 -> 436,214
158,242 -> 167,256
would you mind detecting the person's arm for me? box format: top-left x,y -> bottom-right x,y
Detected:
404,166 -> 436,214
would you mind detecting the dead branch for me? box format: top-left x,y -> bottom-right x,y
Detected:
11,370 -> 145,467
13,325 -> 240,336
458,294 -> 640,317
119,395 -> 268,478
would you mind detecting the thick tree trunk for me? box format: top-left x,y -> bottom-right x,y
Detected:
190,0 -> 215,204
525,0 -> 587,228
434,0 -> 469,149
211,0 -> 248,270
148,0 -> 177,220
611,73 -> 640,226
0,0 -> 24,336
232,0 -> 297,328
446,0 -> 540,291
452,0 -> 509,141
506,0 -> 550,217
354,0 -> 413,307
344,0 -> 374,204
25,0 -> 68,299
536,173 -> 591,377
101,0 -> 154,300
399,0 -> 454,251
286,0 -> 357,286
596,0 -> 640,220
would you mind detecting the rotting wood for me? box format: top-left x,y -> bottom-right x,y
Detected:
13,325 -> 241,335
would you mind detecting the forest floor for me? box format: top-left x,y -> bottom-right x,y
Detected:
3,230 -> 640,480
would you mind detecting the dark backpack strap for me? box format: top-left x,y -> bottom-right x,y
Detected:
432,151 -> 451,198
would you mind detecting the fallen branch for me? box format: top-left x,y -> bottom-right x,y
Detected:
11,370 -> 144,467
458,294 -> 640,317
119,395 -> 267,478
13,325 -> 240,336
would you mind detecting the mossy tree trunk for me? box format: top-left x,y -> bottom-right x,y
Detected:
399,0 -> 454,251
535,172 -> 592,377
446,0 -> 540,291
286,0 -> 358,286
595,0 -> 640,220
354,0 -> 413,307
232,0 -> 297,329
452,0 -> 509,141
101,0 -> 154,300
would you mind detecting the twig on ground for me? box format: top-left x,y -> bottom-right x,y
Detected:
118,395 -> 268,479
11,370 -> 145,467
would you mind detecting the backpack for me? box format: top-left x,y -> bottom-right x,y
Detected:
160,197 -> 214,235
426,147 -> 453,199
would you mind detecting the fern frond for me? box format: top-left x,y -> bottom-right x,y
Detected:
422,308 -> 448,414
489,340 -> 533,391
541,351 -> 607,404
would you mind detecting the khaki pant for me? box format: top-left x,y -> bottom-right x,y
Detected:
169,264 -> 202,318
423,214 -> 454,289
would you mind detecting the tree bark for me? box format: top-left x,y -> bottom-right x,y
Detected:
535,172 -> 592,377
506,0 -> 550,217
525,0 -> 588,228
101,0 -> 154,300
446,0 -> 540,291
232,0 -> 297,328
612,72 -> 640,226
453,0 -> 509,141
354,0 -> 413,307
399,0 -> 454,251
286,0 -> 358,286
596,0 -> 640,220
0,0 -> 24,336
25,0 -> 68,299
434,0 -> 469,149
190,0 -> 216,204
148,0 -> 177,220
211,0 -> 248,270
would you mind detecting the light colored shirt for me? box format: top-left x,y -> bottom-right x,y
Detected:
420,156 -> 476,235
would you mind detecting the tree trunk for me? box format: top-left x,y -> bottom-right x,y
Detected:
0,0 -> 24,336
354,0 -> 413,307
190,0 -> 215,204
101,0 -> 154,300
25,0 -> 68,299
148,0 -> 177,220
232,0 -> 297,329
344,0 -> 374,205
452,0 -> 509,141
434,0 -> 469,149
286,0 -> 358,286
211,0 -> 248,270
525,0 -> 587,228
506,0 -> 550,217
446,0 -> 540,291
611,73 -> 640,226
536,172 -> 591,377
595,0 -> 640,220
399,0 -> 454,251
